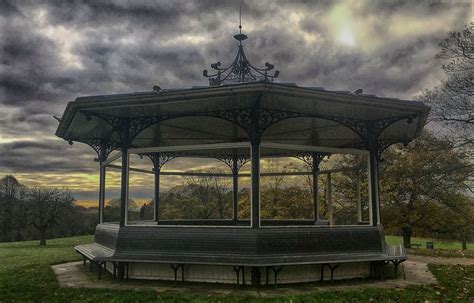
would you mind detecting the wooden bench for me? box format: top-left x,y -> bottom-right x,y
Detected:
76,223 -> 406,284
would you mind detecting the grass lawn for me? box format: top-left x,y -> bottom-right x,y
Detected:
0,235 -> 473,302
385,235 -> 474,250
386,235 -> 474,258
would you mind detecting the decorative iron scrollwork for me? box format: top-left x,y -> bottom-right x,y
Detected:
203,22 -> 279,86
215,154 -> 250,174
140,152 -> 178,171
82,138 -> 119,162
295,152 -> 329,171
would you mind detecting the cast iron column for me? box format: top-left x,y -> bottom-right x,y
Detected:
369,150 -> 380,227
119,120 -> 130,227
250,141 -> 260,228
153,166 -> 161,222
312,153 -> 320,222
98,162 -> 106,224
232,155 -> 239,222
250,97 -> 262,229
327,173 -> 333,225
356,170 -> 362,223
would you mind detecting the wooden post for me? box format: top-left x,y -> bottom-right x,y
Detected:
98,162 -> 106,224
327,173 -> 333,225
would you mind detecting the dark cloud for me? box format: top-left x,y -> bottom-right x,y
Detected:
0,0 -> 470,192
0,139 -> 95,173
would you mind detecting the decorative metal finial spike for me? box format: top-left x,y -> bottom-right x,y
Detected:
202,5 -> 280,86
239,5 -> 242,32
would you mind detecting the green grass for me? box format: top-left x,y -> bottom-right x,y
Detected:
0,235 -> 473,302
385,235 -> 474,250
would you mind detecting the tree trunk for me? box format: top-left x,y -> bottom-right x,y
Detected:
402,227 -> 412,249
39,228 -> 47,246
462,239 -> 467,250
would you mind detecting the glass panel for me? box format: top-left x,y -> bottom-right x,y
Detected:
125,147 -> 252,226
127,154 -> 154,224
103,165 -> 122,223
260,156 -> 313,221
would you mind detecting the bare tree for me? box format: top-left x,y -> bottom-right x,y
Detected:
184,171 -> 232,219
0,175 -> 27,241
26,188 -> 75,245
420,26 -> 473,150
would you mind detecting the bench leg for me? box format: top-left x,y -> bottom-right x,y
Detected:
126,263 -> 129,280
233,266 -> 241,285
265,267 -> 269,286
273,266 -> 282,287
170,264 -> 184,282
328,264 -> 339,282
391,260 -> 402,278
98,262 -> 102,280
117,262 -> 125,280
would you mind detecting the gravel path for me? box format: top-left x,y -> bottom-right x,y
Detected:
408,254 -> 474,266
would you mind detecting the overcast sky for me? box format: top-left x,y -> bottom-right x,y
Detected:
0,0 -> 472,204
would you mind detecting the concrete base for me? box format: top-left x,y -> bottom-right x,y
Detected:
113,262 -> 371,285
51,259 -> 437,296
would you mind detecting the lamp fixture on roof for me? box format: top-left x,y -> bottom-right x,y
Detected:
203,6 -> 280,86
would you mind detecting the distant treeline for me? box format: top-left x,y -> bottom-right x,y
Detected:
0,176 -> 97,245
0,131 -> 472,248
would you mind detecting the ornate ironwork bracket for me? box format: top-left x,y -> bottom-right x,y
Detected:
140,152 -> 177,171
79,105 -> 419,159
67,137 -> 119,162
295,152 -> 329,171
361,114 -> 418,158
215,154 -> 250,174
81,111 -> 166,145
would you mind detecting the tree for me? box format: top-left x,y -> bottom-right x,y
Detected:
420,26 -> 473,151
0,175 -> 27,242
260,159 -> 313,220
179,170 -> 232,219
434,193 -> 474,249
139,201 -> 154,220
379,131 -> 473,248
26,188 -> 75,245
104,198 -> 138,222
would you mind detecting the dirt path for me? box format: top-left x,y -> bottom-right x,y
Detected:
408,254 -> 474,266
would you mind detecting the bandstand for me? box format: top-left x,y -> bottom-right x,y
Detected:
55,26 -> 429,285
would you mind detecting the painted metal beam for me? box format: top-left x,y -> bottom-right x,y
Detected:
106,164 -> 363,177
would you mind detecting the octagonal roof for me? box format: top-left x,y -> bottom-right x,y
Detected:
55,81 -> 429,157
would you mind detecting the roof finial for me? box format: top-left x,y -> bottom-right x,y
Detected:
202,4 -> 280,86
234,5 -> 246,45
239,5 -> 242,35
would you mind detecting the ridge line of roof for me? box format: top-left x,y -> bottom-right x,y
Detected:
74,82 -> 425,107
